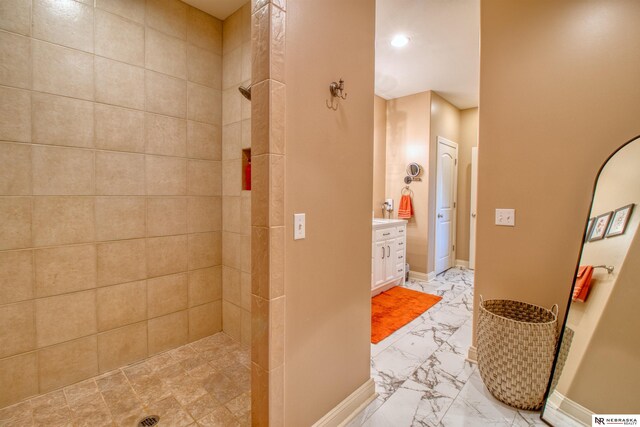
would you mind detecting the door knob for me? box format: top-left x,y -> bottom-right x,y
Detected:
437,214 -> 443,218
471,213 -> 476,218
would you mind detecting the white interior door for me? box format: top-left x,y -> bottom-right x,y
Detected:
435,137 -> 458,275
469,147 -> 478,269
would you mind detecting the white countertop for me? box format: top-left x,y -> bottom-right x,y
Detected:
372,218 -> 407,229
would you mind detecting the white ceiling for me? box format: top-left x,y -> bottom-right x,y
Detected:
376,0 -> 480,109
182,0 -> 246,20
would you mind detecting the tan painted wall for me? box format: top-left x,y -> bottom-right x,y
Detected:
0,0 -> 224,408
427,93 -> 461,273
373,95 -> 388,217
385,92 -> 431,273
556,139 -> 640,411
456,108 -> 478,262
284,0 -> 375,425
221,3 -> 252,347
475,0 -> 640,343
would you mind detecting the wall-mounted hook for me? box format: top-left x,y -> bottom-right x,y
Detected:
326,78 -> 347,110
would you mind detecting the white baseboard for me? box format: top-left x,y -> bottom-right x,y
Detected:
408,270 -> 428,281
455,259 -> 469,268
467,345 -> 477,363
546,390 -> 591,426
312,378 -> 377,427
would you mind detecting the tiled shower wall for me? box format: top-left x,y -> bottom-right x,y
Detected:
0,0 -> 224,408
221,4 -> 252,346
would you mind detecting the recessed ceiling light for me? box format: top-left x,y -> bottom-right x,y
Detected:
391,34 -> 410,48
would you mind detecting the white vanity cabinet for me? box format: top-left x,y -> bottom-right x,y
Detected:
372,219 -> 407,296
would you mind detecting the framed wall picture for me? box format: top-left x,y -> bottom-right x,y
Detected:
606,203 -> 635,237
589,211 -> 613,242
585,217 -> 595,241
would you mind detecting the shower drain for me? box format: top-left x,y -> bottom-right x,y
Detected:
137,415 -> 160,426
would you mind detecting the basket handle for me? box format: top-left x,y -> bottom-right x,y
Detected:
550,304 -> 559,317
479,295 -> 484,305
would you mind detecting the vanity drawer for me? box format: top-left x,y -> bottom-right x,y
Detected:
395,263 -> 405,277
396,238 -> 406,250
396,226 -> 406,236
375,227 -> 397,241
396,251 -> 405,263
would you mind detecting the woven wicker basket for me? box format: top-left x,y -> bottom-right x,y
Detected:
477,297 -> 558,410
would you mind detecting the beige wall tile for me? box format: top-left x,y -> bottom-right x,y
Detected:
223,266 -> 241,307
145,70 -> 187,118
148,310 -> 188,355
96,0 -> 145,24
240,272 -> 251,311
241,84 -> 251,121
147,273 -> 188,318
38,336 -> 98,393
0,301 -> 35,358
188,231 -> 221,270
187,44 -> 221,89
188,83 -> 221,125
147,197 -> 187,237
0,197 -> 31,250
0,142 -> 31,195
0,250 -> 33,305
32,93 -> 94,148
188,196 -> 222,233
241,118 -> 251,150
251,154 -> 284,227
240,191 -> 251,235
251,362 -> 284,426
146,155 -> 187,196
98,322 -> 147,372
0,31 -> 30,89
188,159 -> 221,196
187,121 -> 221,160
147,235 -> 188,278
97,239 -> 146,287
32,40 -> 94,100
95,151 -> 145,195
251,226 -> 284,299
0,86 -> 31,142
251,295 -> 284,370
97,280 -> 146,331
188,266 -> 221,307
146,0 -> 188,39
146,28 -> 187,79
32,197 -> 94,247
32,146 -> 95,195
241,41 -> 251,82
95,56 -> 145,110
253,0 -> 287,13
95,104 -> 145,153
187,7 -> 222,54
223,47 -> 242,89
222,122 -> 241,161
189,301 -> 221,341
0,353 -> 38,408
222,8 -> 242,54
240,234 -> 251,273
35,290 -> 97,348
222,196 -> 242,233
241,308 -> 251,347
0,0 -> 31,36
251,79 -> 285,155
95,197 -> 146,241
251,4 -> 285,84
222,300 -> 241,341
222,231 -> 241,270
145,113 -> 187,157
35,244 -> 96,298
222,87 -> 241,126
32,0 -> 94,53
95,8 -> 144,66
222,159 -> 241,196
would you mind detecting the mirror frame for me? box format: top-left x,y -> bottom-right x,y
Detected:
406,162 -> 422,177
541,134 -> 640,424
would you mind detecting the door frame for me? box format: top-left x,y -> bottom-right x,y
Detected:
469,147 -> 478,269
433,136 -> 459,274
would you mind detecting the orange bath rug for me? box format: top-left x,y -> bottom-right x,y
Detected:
371,286 -> 442,344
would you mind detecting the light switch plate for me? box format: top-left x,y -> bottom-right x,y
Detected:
495,208 -> 515,226
294,213 -> 305,240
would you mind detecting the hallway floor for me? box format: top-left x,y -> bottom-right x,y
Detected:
0,334 -> 250,427
348,268 -> 547,427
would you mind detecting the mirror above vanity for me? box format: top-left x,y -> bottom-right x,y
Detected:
542,136 -> 640,425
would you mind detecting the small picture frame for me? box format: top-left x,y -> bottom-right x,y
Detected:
589,211 -> 613,242
585,217 -> 595,241
606,204 -> 635,238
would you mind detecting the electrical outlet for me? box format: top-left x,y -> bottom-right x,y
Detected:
495,208 -> 515,226
294,213 -> 305,240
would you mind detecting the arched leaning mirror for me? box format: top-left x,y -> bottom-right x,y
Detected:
542,136 -> 640,425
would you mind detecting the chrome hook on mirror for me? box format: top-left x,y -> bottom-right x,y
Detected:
326,78 -> 347,110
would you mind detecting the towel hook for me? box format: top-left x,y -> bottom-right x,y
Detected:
326,78 -> 347,110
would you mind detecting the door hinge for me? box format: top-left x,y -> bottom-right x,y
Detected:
454,202 -> 456,208
455,159 -> 457,166
452,245 -> 455,251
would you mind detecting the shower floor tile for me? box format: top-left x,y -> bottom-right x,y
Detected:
0,333 -> 250,427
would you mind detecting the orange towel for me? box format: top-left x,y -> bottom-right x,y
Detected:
398,195 -> 413,219
572,265 -> 594,302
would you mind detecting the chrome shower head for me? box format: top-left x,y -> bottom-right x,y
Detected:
238,84 -> 252,101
